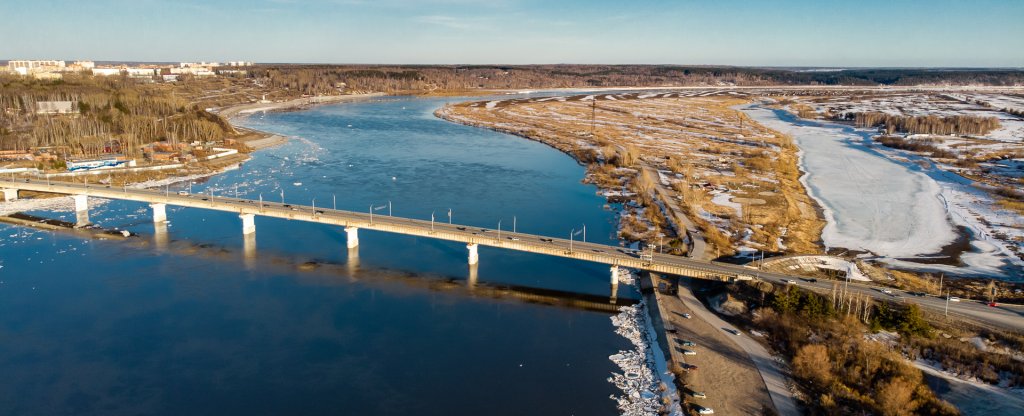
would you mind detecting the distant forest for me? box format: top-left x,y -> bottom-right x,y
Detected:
245,65 -> 1024,95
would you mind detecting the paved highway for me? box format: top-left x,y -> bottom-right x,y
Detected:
3,178 -> 1022,332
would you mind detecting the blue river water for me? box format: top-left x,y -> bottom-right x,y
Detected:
0,95 -> 637,415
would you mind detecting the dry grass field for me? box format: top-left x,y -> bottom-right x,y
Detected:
438,91 -> 825,257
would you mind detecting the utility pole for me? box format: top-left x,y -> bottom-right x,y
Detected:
945,290 -> 950,318
590,97 -> 596,137
938,273 -> 944,297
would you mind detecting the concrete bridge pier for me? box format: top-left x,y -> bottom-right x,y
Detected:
345,226 -> 359,248
1,188 -> 17,202
240,213 -> 256,235
150,203 -> 167,223
467,243 -> 479,265
72,194 -> 90,227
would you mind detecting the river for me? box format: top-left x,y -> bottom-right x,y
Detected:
0,95 -> 636,415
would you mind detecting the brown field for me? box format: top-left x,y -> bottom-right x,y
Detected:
438,91 -> 825,257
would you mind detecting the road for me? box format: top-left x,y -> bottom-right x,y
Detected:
2,178 -> 1022,333
642,165 -> 709,260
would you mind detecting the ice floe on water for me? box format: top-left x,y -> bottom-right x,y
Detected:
608,270 -> 683,416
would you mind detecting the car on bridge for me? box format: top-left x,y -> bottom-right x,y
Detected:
691,391 -> 706,399
679,340 -> 696,347
695,405 -> 714,414
724,328 -> 741,336
681,349 -> 696,356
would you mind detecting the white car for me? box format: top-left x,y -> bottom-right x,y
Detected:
948,296 -> 961,302
682,349 -> 697,356
781,279 -> 795,284
696,406 -> 714,414
692,391 -> 707,399
682,313 -> 692,319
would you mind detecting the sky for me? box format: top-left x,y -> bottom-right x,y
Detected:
1,0 -> 1022,67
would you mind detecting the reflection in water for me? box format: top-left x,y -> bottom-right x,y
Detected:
468,262 -> 478,289
346,245 -> 359,279
153,221 -> 169,251
243,232 -> 257,269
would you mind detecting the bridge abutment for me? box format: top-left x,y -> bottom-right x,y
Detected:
1,188 -> 18,202
239,213 -> 256,235
345,226 -> 359,248
467,243 -> 479,265
150,203 -> 167,223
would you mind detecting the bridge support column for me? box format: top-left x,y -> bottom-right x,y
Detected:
345,226 -> 359,248
72,194 -> 90,227
1,188 -> 17,202
239,213 -> 256,235
610,266 -> 620,286
467,243 -> 479,265
150,203 -> 167,223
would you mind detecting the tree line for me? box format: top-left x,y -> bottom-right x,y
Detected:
846,112 -> 1001,136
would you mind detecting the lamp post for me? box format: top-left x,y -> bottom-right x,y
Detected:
431,210 -> 435,232
498,220 -> 502,241
259,193 -> 263,211
369,204 -> 373,224
388,200 -> 392,216
569,228 -> 574,252
448,208 -> 452,224
333,194 -> 336,210
513,216 -> 517,233
582,223 -> 586,242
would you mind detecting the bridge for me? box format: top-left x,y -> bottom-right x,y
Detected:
1,178 -> 757,283
2,178 -> 1023,333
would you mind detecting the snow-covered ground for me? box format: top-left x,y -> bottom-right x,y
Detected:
744,106 -> 957,256
742,104 -> 1022,279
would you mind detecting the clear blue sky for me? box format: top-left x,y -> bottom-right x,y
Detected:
2,0 -> 1022,67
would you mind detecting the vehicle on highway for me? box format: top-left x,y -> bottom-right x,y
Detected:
948,296 -> 961,302
682,349 -> 696,356
456,227 -> 466,231
685,364 -> 698,370
696,406 -> 714,414
800,277 -> 818,283
988,302 -> 998,307
781,279 -> 795,284
315,210 -> 325,214
480,228 -> 489,232
682,313 -> 692,319
508,237 -> 519,241
724,328 -> 740,336
177,191 -> 188,195
691,391 -> 706,399
680,340 -> 696,347
881,289 -> 893,295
